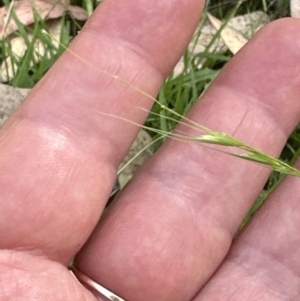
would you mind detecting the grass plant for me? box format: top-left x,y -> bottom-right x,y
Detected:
1,0 -> 299,227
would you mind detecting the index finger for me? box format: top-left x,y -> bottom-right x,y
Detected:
0,0 -> 204,264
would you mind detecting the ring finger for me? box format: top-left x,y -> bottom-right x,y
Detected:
75,19 -> 300,301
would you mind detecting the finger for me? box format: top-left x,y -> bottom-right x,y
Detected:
75,19 -> 300,301
0,0 -> 204,263
193,165 -> 300,300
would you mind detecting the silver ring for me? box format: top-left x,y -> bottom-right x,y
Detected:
70,266 -> 127,301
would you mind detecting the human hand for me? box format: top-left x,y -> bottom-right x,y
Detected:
1,1 -> 300,300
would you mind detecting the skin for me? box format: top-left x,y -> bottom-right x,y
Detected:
1,0 -> 300,300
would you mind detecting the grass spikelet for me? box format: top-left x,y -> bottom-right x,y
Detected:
3,0 -> 300,181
